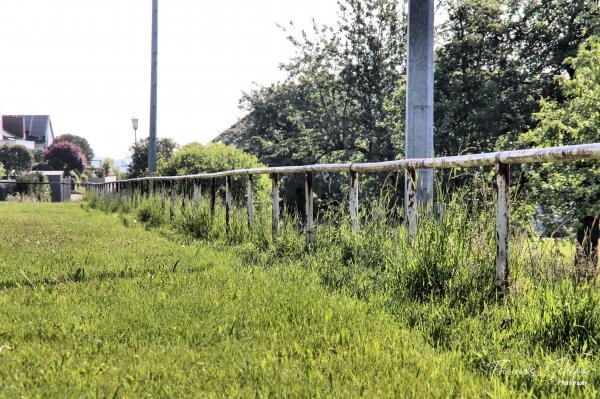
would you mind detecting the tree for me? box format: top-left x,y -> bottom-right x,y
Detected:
44,141 -> 87,174
55,134 -> 95,161
216,0 -> 406,206
158,143 -> 270,202
96,158 -> 115,177
518,37 -> 600,269
435,0 -> 598,156
127,137 -> 177,178
0,145 -> 33,176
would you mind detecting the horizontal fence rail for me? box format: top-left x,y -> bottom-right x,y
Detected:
85,143 -> 600,291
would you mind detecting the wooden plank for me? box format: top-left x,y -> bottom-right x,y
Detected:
160,182 -> 166,209
271,174 -> 280,242
496,163 -> 510,290
181,180 -> 187,212
349,171 -> 359,230
193,180 -> 201,209
405,168 -> 417,242
225,176 -> 232,236
305,172 -> 314,244
247,175 -> 254,231
105,143 -> 600,184
210,178 -> 216,217
169,181 -> 176,221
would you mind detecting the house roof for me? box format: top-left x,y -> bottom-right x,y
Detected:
2,129 -> 18,140
21,115 -> 50,137
3,115 -> 54,144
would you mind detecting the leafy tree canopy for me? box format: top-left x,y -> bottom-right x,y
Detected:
0,145 -> 33,176
216,0 -> 406,205
127,137 -> 178,178
159,142 -> 270,202
55,134 -> 94,161
435,0 -> 598,156
96,158 -> 115,178
518,37 -> 600,263
44,141 -> 87,174
217,0 -> 597,208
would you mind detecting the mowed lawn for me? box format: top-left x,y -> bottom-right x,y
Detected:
0,202 -> 514,397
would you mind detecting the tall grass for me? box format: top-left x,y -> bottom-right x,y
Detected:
86,180 -> 599,396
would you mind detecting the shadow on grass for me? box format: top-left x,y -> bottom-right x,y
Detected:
0,262 -> 214,292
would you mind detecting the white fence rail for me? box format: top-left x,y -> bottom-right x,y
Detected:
85,143 -> 600,290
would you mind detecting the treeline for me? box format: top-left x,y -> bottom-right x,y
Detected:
219,0 -> 597,164
211,0 -> 598,258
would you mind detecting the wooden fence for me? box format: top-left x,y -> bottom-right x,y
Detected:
85,143 -> 600,289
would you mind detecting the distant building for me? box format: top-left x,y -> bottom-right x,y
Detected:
0,114 -> 54,151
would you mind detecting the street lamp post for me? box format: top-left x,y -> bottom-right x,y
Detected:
148,0 -> 158,176
131,117 -> 139,147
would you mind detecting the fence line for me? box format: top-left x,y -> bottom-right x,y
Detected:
85,143 -> 600,290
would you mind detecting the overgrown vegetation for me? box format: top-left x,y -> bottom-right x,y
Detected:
0,202 -> 514,397
14,171 -> 51,202
216,0 -> 598,207
84,178 -> 600,397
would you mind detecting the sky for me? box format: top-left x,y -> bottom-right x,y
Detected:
0,0 -> 340,163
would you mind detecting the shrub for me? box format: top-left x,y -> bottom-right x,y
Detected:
15,172 -> 51,201
0,145 -> 33,176
54,134 -> 94,161
158,143 -> 270,203
44,141 -> 87,173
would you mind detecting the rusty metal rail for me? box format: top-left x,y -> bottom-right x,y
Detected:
85,143 -> 600,289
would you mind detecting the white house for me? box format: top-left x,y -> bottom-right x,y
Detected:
0,114 -> 54,151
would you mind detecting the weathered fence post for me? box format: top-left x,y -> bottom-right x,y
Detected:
406,167 -> 417,242
496,163 -> 510,290
134,182 -> 139,207
271,173 -> 280,242
170,181 -> 176,221
349,171 -> 359,230
210,178 -> 216,217
225,176 -> 232,236
180,180 -> 187,212
247,175 -> 254,232
305,172 -> 314,243
149,180 -> 154,199
160,181 -> 166,209
193,179 -> 201,210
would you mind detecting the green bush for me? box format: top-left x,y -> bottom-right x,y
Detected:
0,145 -> 33,176
159,142 -> 270,203
15,172 -> 51,201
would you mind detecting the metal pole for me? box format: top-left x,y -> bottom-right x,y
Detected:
405,0 -> 434,211
148,0 -> 158,176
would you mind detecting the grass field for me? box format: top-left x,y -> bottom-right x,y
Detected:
0,201 -> 598,397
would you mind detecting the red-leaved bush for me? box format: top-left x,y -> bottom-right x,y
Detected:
44,141 -> 88,173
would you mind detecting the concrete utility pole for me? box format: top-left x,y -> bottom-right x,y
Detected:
405,0 -> 434,208
148,0 -> 158,176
